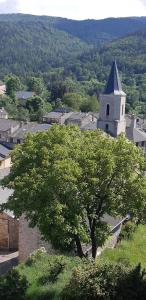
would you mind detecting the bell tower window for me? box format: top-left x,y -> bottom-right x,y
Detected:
122,104 -> 124,116
106,104 -> 110,116
105,124 -> 109,132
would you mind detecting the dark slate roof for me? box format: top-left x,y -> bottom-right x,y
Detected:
66,112 -> 90,121
104,61 -> 124,95
0,144 -> 11,158
81,121 -> 97,130
0,119 -> 19,131
126,127 -> 146,143
54,107 -> 72,113
16,91 -> 35,100
11,123 -> 51,139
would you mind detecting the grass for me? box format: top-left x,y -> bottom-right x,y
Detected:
101,225 -> 146,268
17,253 -> 81,300
16,225 -> 146,299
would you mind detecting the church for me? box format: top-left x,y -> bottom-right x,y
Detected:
97,60 -> 146,150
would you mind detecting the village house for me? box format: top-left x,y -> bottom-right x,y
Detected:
0,119 -> 50,148
0,168 -> 18,251
0,144 -> 11,170
9,123 -> 51,145
0,84 -> 6,96
65,112 -> 93,127
42,111 -> 73,124
0,108 -> 8,119
16,91 -> 35,106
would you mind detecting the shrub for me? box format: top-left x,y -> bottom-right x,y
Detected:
38,257 -> 66,286
0,269 -> 28,300
119,221 -> 137,241
26,247 -> 47,266
61,261 -> 146,300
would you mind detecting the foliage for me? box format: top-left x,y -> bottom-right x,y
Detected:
61,261 -> 146,300
26,95 -> 46,121
38,257 -> 66,285
119,221 -> 137,241
2,125 -> 146,258
26,247 -> 47,267
5,75 -> 22,99
18,254 -> 80,300
62,92 -> 85,111
0,269 -> 28,300
27,77 -> 48,98
101,225 -> 146,268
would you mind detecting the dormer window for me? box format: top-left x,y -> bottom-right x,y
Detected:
106,104 -> 110,116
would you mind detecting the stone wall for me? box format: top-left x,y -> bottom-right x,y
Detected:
19,215 -> 53,262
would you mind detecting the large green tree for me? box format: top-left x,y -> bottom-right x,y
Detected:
2,125 -> 146,258
5,75 -> 22,99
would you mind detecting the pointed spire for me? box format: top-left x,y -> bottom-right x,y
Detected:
104,60 -> 123,94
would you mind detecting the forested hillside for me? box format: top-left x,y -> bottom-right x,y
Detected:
0,14 -> 146,116
0,21 -> 91,77
1,14 -> 146,45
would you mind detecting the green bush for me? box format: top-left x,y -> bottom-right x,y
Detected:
119,221 -> 137,241
0,269 -> 28,300
25,247 -> 47,266
61,261 -> 146,300
38,257 -> 66,286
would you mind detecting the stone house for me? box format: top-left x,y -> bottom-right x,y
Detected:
0,168 -> 18,251
0,84 -> 6,96
0,213 -> 19,251
0,119 -> 20,146
9,123 -> 51,145
42,111 -> 73,125
0,108 -> 8,119
65,112 -> 93,127
0,144 -> 11,170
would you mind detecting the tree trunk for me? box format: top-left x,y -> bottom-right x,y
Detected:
91,219 -> 97,259
74,234 -> 84,258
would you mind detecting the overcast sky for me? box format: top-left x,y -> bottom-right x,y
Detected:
0,0 -> 146,20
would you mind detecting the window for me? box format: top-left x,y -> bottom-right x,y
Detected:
10,138 -> 13,143
106,104 -> 110,116
122,104 -> 124,116
141,141 -> 144,147
136,142 -> 139,147
105,124 -> 109,132
17,139 -> 21,144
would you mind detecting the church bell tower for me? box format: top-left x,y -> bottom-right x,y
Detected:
97,61 -> 126,137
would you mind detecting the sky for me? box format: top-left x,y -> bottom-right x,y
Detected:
0,0 -> 146,20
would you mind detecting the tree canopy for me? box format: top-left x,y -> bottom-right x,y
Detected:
2,125 -> 146,258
